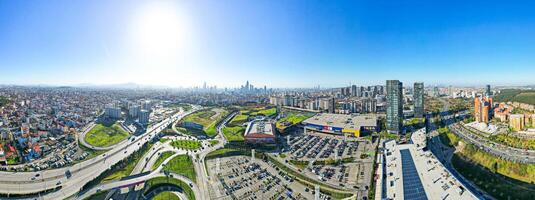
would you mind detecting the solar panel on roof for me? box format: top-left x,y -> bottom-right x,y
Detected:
400,149 -> 428,200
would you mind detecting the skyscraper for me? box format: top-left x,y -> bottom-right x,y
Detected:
485,84 -> 492,96
474,96 -> 492,124
351,85 -> 357,97
414,82 -> 424,118
386,80 -> 403,134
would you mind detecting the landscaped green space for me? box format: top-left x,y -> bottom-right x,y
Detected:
452,154 -> 535,200
229,106 -> 277,126
170,140 -> 201,150
159,137 -> 171,143
494,89 -> 535,105
456,142 -> 535,183
144,177 -> 195,200
208,140 -> 219,146
99,143 -> 153,183
153,151 -> 175,170
289,160 -> 309,170
229,114 -> 248,125
252,107 -> 277,116
205,148 -> 249,159
180,108 -> 229,137
84,123 -> 129,147
83,190 -> 108,200
222,126 -> 245,141
489,133 -> 535,150
276,112 -> 314,129
437,127 -> 460,147
101,157 -> 137,182
153,191 -> 180,200
163,155 -> 196,181
425,97 -> 472,113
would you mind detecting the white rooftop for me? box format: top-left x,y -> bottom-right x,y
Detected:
303,113 -> 377,130
382,129 -> 479,200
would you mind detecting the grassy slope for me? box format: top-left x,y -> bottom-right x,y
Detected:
452,154 -> 535,200
222,126 -> 245,141
163,155 -> 196,181
181,108 -> 229,137
152,151 -> 175,170
85,123 -> 129,147
152,191 -> 180,200
144,177 -> 195,200
276,113 -> 313,129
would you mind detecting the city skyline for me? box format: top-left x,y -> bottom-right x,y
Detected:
2,1 -> 535,88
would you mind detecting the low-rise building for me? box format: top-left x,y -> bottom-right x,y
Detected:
244,120 -> 276,144
302,113 -> 378,137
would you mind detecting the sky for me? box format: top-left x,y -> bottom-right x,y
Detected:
1,0 -> 535,88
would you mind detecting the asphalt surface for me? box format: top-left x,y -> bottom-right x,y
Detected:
0,107 -> 200,200
449,123 -> 535,164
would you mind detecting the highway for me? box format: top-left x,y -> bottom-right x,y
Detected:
191,111 -> 236,200
449,123 -> 535,164
0,106 -> 200,200
76,150 -> 200,200
427,125 -> 494,200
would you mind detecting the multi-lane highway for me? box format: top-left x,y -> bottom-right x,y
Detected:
76,139 -> 200,200
449,123 -> 535,164
0,106 -> 200,200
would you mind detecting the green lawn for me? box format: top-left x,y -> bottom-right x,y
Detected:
144,177 -> 195,200
84,123 -> 129,147
205,148 -> 248,159
209,140 -> 219,146
276,113 -> 313,129
100,143 -> 153,183
452,154 -> 535,200
222,126 -> 245,141
170,140 -> 201,150
229,114 -> 248,125
159,138 -> 171,143
289,160 -> 309,170
180,108 -> 229,137
153,151 -> 175,170
251,107 -> 277,116
163,155 -> 196,181
153,191 -> 180,200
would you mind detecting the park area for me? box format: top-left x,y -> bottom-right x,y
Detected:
276,110 -> 314,130
179,108 -> 228,137
222,126 -> 245,141
222,106 -> 276,142
153,191 -> 180,200
84,122 -> 129,147
170,140 -> 201,150
163,154 -> 196,181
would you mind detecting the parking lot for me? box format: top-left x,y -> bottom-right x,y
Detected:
276,130 -> 377,196
207,156 -> 335,200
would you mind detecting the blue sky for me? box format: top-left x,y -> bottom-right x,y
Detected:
1,0 -> 535,88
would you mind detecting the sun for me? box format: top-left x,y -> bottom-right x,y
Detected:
129,2 -> 195,61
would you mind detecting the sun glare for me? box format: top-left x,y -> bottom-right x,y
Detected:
130,2 -> 195,61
